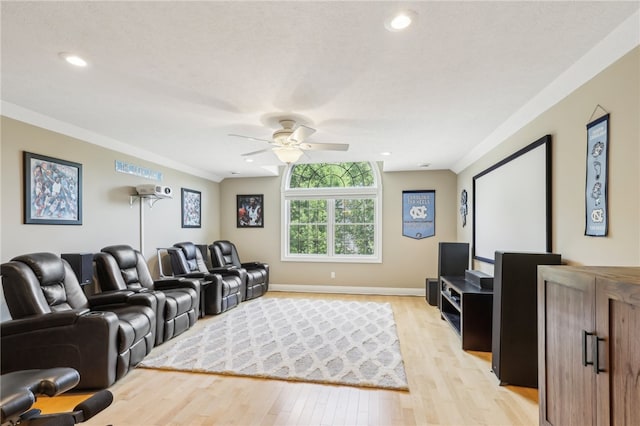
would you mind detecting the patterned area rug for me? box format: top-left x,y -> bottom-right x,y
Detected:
140,297 -> 409,390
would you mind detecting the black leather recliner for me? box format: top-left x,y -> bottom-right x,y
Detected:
209,240 -> 269,301
1,253 -> 155,389
0,367 -> 113,425
94,245 -> 199,345
169,242 -> 242,315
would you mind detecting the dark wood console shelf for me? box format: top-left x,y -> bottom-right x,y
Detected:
440,275 -> 493,351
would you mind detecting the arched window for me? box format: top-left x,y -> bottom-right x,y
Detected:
282,162 -> 382,262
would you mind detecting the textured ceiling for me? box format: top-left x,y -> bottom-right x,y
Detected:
1,1 -> 638,181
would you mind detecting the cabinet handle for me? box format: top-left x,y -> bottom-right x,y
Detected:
582,330 -> 594,366
593,336 -> 606,374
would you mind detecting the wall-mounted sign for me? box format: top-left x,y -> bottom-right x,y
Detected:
115,160 -> 163,181
585,113 -> 609,237
402,190 -> 435,239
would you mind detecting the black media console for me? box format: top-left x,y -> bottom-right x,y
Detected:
440,270 -> 493,351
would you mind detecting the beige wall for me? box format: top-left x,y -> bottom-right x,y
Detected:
3,48 -> 636,288
1,117 -> 221,275
1,116 -> 457,289
457,47 -> 640,271
220,168 -> 458,290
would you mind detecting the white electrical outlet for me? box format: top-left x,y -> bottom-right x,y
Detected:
331,272 -> 336,279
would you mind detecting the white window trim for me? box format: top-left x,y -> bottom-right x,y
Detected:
281,162 -> 382,263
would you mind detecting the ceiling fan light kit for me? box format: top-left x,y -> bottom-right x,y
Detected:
273,147 -> 304,164
231,117 -> 349,164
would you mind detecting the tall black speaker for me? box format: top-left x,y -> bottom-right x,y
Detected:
61,253 -> 93,285
491,251 -> 561,388
438,242 -> 469,278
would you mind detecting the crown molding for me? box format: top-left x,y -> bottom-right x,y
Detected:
1,101 -> 224,183
452,10 -> 640,174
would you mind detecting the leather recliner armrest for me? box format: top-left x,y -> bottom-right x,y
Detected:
0,310 -> 90,336
241,262 -> 267,269
154,277 -> 200,293
209,266 -> 247,281
175,271 -> 207,279
87,291 -> 135,308
90,289 -> 157,312
1,311 -> 120,389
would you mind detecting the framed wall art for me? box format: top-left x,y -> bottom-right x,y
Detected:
237,194 -> 263,228
181,188 -> 202,228
24,151 -> 83,225
402,190 -> 435,239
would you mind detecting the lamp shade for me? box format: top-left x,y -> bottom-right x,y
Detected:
274,147 -> 304,163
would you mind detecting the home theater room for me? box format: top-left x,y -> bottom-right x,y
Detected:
1,2 -> 639,426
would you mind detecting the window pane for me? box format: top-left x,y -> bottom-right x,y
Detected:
290,199 -> 327,222
289,199 -> 328,255
335,224 -> 374,255
334,199 -> 374,255
289,162 -> 375,188
335,199 -> 374,223
290,224 -> 327,254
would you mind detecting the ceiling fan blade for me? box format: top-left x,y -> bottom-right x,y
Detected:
301,142 -> 349,151
289,125 -> 316,143
241,148 -> 272,157
228,133 -> 273,144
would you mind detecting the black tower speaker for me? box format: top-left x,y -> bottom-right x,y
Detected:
491,251 -> 561,388
438,242 -> 469,278
61,253 -> 93,285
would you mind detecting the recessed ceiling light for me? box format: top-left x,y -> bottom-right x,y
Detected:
245,158 -> 254,163
380,151 -> 392,156
59,52 -> 87,67
385,10 -> 417,32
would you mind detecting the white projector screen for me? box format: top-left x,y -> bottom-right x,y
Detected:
473,135 -> 551,263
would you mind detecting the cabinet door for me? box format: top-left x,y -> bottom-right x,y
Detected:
538,268 -> 596,426
595,276 -> 640,426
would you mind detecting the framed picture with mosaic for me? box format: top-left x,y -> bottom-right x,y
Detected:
23,151 -> 83,225
181,188 -> 201,228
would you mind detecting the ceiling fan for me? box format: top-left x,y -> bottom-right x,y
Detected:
229,119 -> 349,163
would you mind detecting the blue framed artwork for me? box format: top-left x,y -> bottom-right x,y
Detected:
402,190 -> 435,239
585,113 -> 609,237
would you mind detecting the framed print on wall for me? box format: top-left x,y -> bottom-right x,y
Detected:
237,194 -> 263,228
24,151 -> 83,225
181,188 -> 202,228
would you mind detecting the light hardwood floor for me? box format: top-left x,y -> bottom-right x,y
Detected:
34,292 -> 538,425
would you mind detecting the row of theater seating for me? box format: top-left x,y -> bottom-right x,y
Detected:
0,240 -> 268,390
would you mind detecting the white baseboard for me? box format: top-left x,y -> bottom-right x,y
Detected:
269,283 -> 424,297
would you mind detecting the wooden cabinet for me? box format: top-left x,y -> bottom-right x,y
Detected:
537,266 -> 640,426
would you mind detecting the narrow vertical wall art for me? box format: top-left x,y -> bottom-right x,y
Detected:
585,112 -> 609,237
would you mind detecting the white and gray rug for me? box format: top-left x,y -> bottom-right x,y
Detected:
140,297 -> 408,390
